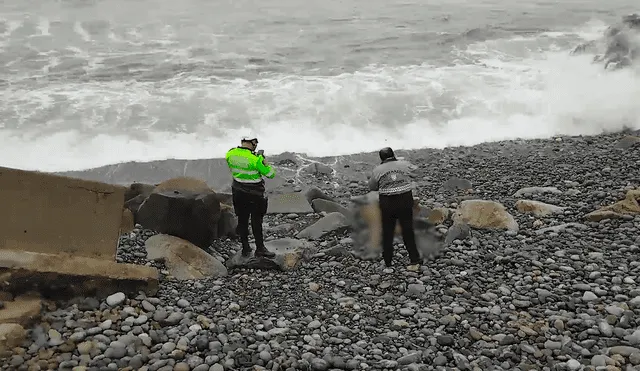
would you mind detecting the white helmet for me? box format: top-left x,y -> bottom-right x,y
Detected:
241,133 -> 258,143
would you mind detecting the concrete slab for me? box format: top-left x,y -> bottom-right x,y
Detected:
267,192 -> 314,214
0,250 -> 159,300
0,166 -> 126,260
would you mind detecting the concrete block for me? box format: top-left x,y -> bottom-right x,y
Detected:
0,250 -> 159,300
0,166 -> 127,260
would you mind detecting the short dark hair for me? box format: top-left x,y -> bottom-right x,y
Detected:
379,147 -> 396,161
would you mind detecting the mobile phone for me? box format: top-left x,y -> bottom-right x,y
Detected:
257,150 -> 264,156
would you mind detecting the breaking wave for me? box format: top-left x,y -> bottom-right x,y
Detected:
1,13 -> 639,172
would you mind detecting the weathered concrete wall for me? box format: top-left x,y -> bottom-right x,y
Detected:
0,250 -> 159,299
0,166 -> 126,260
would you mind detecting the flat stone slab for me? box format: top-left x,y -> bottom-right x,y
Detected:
145,234 -> 228,280
296,212 -> 350,240
311,199 -> 352,218
267,192 -> 314,214
226,238 -> 317,271
0,250 -> 159,300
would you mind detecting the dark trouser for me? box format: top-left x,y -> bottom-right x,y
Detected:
379,191 -> 420,267
232,188 -> 268,250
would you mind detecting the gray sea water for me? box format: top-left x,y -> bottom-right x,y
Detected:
1,0 -> 639,171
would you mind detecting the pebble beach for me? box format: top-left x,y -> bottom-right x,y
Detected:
3,131 -> 640,371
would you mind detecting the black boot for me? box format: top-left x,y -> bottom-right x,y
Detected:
240,237 -> 252,257
255,244 -> 275,258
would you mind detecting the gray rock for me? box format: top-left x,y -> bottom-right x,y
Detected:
163,312 -> 184,325
14,132 -> 640,371
106,292 -> 126,307
591,355 -> 607,367
267,192 -> 315,214
443,177 -> 472,191
104,341 -> 127,359
296,212 -> 349,240
310,357 -> 329,371
609,346 -> 640,356
311,199 -> 351,218
398,352 -> 421,365
583,291 -> 598,301
513,186 -> 562,197
566,359 -> 581,371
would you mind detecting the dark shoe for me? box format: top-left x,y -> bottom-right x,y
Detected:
240,239 -> 252,257
241,246 -> 252,257
255,246 -> 275,258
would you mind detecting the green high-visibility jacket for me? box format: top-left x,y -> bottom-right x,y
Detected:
225,147 -> 276,195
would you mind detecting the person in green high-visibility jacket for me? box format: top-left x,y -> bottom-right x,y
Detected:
225,134 -> 276,258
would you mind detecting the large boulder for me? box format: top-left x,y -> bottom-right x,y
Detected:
217,203 -> 238,239
135,176 -> 240,245
137,183 -> 222,249
124,183 -> 156,221
348,192 -> 445,261
226,238 -> 317,271
215,192 -> 233,206
124,182 -> 156,203
145,235 -> 228,279
453,200 -> 519,232
126,178 -> 238,239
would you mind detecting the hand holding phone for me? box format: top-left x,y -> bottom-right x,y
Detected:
257,150 -> 264,156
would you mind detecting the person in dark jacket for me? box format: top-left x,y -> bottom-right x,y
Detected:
368,147 -> 420,270
225,134 -> 276,258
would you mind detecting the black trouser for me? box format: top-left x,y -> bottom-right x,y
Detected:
379,191 -> 420,266
232,189 -> 268,249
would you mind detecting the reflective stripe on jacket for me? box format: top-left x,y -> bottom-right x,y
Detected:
225,147 -> 276,195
